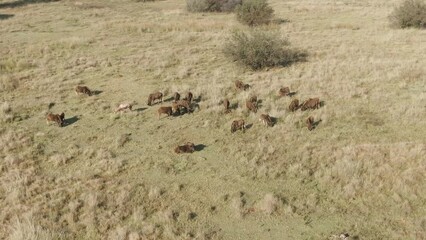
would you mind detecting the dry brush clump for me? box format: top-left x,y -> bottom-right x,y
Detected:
224,30 -> 307,70
389,0 -> 426,28
186,0 -> 242,12
235,0 -> 274,26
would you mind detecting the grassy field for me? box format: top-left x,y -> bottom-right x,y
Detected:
1,0 -> 425,239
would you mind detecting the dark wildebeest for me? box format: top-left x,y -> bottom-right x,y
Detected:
288,99 -> 299,112
174,100 -> 192,113
259,114 -> 274,127
115,103 -> 133,113
306,116 -> 315,131
46,112 -> 65,127
183,92 -> 193,103
235,80 -> 250,91
174,142 -> 195,154
173,92 -> 180,102
278,87 -> 290,97
231,119 -> 245,133
223,99 -> 230,113
301,98 -> 320,111
75,86 -> 92,96
147,92 -> 163,106
158,106 -> 173,119
246,98 -> 257,113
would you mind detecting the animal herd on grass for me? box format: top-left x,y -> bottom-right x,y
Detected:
46,81 -> 323,153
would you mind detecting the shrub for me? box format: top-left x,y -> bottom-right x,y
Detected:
235,0 -> 274,26
389,0 -> 426,28
186,0 -> 242,12
223,30 -> 307,70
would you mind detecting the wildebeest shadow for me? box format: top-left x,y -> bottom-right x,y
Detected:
288,91 -> 297,97
320,101 -> 325,107
163,96 -> 175,102
194,144 -> 206,152
193,96 -> 202,103
311,119 -> 322,130
134,107 -> 147,112
91,90 -> 103,96
230,103 -> 238,110
245,123 -> 253,130
0,14 -> 14,20
48,102 -> 55,109
0,0 -> 58,9
270,116 -> 278,126
63,116 -> 79,126
272,18 -> 290,25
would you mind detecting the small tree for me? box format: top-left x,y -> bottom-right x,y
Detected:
389,0 -> 426,28
235,0 -> 274,26
223,30 -> 307,70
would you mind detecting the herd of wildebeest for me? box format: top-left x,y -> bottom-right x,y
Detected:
46,81 -> 322,153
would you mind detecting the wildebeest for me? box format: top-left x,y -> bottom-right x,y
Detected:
115,103 -> 133,112
306,116 -> 315,131
174,100 -> 192,113
278,87 -> 290,97
174,142 -> 195,154
183,92 -> 193,103
147,92 -> 163,106
301,98 -> 320,111
231,119 -> 245,133
259,114 -> 274,127
246,99 -> 257,113
235,80 -> 250,91
223,99 -> 230,113
158,106 -> 173,119
46,112 -> 65,127
288,99 -> 299,112
75,86 -> 92,96
173,92 -> 180,102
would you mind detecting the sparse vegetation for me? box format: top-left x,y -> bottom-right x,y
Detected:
186,0 -> 242,12
389,0 -> 426,28
224,30 -> 307,70
235,0 -> 274,26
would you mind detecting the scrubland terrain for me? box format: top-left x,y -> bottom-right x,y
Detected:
1,0 -> 425,239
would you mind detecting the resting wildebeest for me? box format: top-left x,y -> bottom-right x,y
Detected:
158,106 -> 173,119
182,92 -> 193,103
75,86 -> 92,96
259,114 -> 274,127
301,98 -> 320,111
231,119 -> 245,133
174,142 -> 195,154
173,92 -> 180,102
115,103 -> 133,113
223,99 -> 230,113
278,87 -> 290,97
235,80 -> 250,91
147,92 -> 163,106
46,112 -> 65,127
288,99 -> 299,112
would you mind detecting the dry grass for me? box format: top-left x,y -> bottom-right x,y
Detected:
0,0 -> 425,239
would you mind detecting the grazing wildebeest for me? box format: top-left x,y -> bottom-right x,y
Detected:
278,87 -> 290,97
115,103 -> 133,112
288,99 -> 299,112
246,99 -> 257,113
174,142 -> 195,154
183,92 -> 193,103
306,116 -> 315,131
235,80 -> 250,91
158,106 -> 173,119
173,92 -> 180,102
231,119 -> 245,133
249,95 -> 257,104
75,86 -> 92,96
223,99 -> 230,113
175,100 -> 192,113
301,98 -> 320,111
46,112 -> 65,127
147,92 -> 163,106
259,114 -> 274,127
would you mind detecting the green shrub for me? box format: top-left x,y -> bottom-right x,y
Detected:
186,0 -> 242,12
389,0 -> 426,28
223,30 -> 307,70
235,0 -> 274,26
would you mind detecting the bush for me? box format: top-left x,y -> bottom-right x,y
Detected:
223,30 -> 307,70
235,0 -> 274,26
186,0 -> 242,12
389,0 -> 426,28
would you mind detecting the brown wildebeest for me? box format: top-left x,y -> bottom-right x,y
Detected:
231,119 -> 245,133
223,99 -> 230,113
183,92 -> 193,103
259,114 -> 274,127
246,99 -> 257,113
306,116 -> 315,131
248,95 -> 257,104
175,100 -> 192,113
301,98 -> 320,111
46,112 -> 65,127
235,80 -> 250,91
115,103 -> 133,112
75,86 -> 92,96
278,87 -> 290,97
288,99 -> 299,112
173,92 -> 180,102
158,106 -> 173,119
174,142 -> 195,154
147,92 -> 163,106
